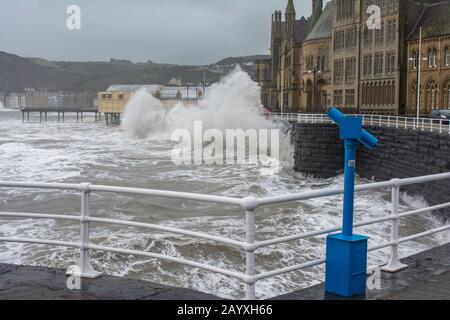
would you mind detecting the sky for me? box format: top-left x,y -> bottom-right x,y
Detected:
0,0 -> 328,65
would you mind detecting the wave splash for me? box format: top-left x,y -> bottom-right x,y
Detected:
121,67 -> 293,163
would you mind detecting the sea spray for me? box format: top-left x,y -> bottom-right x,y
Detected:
121,88 -> 168,139
121,67 -> 292,163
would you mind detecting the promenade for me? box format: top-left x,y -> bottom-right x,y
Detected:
0,243 -> 448,300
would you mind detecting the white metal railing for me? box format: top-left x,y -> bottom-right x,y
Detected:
1,173 -> 450,299
266,113 -> 450,134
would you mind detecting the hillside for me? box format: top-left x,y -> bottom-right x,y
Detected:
0,52 -> 266,93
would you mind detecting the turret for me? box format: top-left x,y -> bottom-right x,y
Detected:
285,0 -> 296,40
312,0 -> 323,17
308,0 -> 323,33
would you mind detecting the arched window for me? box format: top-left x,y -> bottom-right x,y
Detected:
433,48 -> 438,67
442,78 -> 450,109
411,50 -> 418,69
445,47 -> 450,67
425,79 -> 438,111
428,49 -> 434,68
409,81 -> 417,113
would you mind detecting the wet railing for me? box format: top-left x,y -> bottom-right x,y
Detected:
267,113 -> 450,134
1,173 -> 450,299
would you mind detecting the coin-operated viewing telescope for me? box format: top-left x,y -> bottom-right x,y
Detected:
325,108 -> 378,297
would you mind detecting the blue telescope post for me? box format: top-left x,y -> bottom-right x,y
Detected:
325,108 -> 378,297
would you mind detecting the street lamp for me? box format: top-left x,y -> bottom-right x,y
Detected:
308,67 -> 322,113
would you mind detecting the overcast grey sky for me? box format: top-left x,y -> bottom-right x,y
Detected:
0,0 -> 328,65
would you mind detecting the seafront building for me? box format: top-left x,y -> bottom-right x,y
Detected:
406,2 -> 450,115
3,90 -> 95,110
97,85 -> 209,114
256,0 -> 450,115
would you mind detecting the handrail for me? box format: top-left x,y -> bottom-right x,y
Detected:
266,112 -> 450,134
0,172 -> 449,300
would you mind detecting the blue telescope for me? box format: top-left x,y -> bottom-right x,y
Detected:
325,107 -> 378,297
328,108 -> 378,150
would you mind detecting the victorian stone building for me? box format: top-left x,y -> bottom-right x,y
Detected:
256,0 -> 450,115
302,2 -> 333,113
406,1 -> 450,115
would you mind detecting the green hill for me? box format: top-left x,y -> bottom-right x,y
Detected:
0,52 -> 266,93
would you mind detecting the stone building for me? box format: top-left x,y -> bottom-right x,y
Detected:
254,58 -> 271,108
302,2 -> 333,113
98,85 -> 209,114
406,1 -> 450,115
260,0 -> 446,115
266,1 -> 311,113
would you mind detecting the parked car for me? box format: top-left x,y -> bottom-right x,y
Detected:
430,109 -> 450,125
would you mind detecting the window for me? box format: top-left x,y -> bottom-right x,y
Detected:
442,79 -> 450,109
445,47 -> 450,67
337,0 -> 355,21
428,48 -> 437,68
425,80 -> 438,111
334,59 -> 344,83
386,52 -> 396,73
363,54 -> 373,76
333,90 -> 343,106
306,56 -> 314,70
118,94 -> 124,99
345,27 -> 357,48
364,25 -> 373,47
375,22 -> 385,44
387,19 -> 397,43
433,48 -> 438,67
345,57 -> 356,82
345,89 -> 355,107
411,50 -> 418,69
375,53 -> 384,75
334,30 -> 345,51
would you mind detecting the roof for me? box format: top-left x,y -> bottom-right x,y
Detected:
107,85 -> 161,93
304,2 -> 333,42
106,84 -> 210,100
407,1 -> 450,41
293,17 -> 310,43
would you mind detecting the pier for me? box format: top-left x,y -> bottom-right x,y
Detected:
20,107 -> 100,123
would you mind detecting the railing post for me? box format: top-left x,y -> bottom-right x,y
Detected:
382,180 -> 408,273
75,183 -> 102,279
242,197 -> 258,300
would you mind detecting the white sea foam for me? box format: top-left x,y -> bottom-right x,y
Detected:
121,67 -> 292,164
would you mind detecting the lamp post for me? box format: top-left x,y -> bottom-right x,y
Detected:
409,27 -> 424,122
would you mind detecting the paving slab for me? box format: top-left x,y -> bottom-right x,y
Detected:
272,242 -> 450,300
